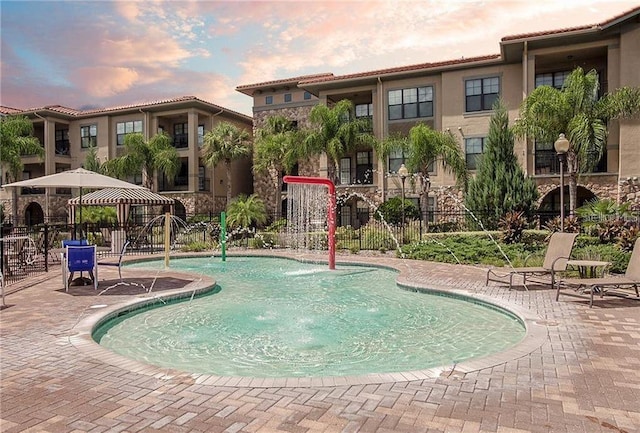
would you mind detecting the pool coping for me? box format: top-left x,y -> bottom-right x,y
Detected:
69,253 -> 548,388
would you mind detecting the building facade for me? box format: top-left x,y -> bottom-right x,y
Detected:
0,96 -> 253,225
237,7 -> 640,227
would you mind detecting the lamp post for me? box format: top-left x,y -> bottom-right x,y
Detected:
398,163 -> 409,243
554,133 -> 570,232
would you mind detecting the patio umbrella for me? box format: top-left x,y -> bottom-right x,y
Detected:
2,168 -> 145,231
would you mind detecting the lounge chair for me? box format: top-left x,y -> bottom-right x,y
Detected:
557,237 -> 640,307
486,232 -> 578,291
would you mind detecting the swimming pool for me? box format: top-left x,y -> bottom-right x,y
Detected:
94,257 -> 525,378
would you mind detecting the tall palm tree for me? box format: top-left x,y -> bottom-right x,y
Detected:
202,121 -> 252,208
303,99 -> 375,184
0,115 -> 44,223
103,132 -> 180,190
514,67 -> 640,214
376,124 -> 467,226
253,115 -> 299,217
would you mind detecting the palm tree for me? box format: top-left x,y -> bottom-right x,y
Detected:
303,99 -> 375,184
514,67 -> 640,214
0,115 -> 44,223
103,132 -> 180,190
253,115 -> 299,217
202,122 -> 251,207
226,194 -> 267,229
376,124 -> 467,227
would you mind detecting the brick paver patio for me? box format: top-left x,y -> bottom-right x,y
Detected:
2,251 -> 640,432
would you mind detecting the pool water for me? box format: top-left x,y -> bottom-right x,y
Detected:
94,257 -> 525,378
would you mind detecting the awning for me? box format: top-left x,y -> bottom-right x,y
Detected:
68,187 -> 174,224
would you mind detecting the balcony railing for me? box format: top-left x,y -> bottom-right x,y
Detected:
21,187 -> 45,195
535,150 -> 607,175
199,178 -> 211,192
172,134 -> 189,148
55,140 -> 70,156
159,175 -> 189,192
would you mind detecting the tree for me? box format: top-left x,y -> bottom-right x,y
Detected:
226,194 -> 267,229
83,144 -> 104,173
303,99 -> 375,184
0,115 -> 44,222
253,115 -> 299,217
376,124 -> 467,228
465,101 -> 538,229
202,121 -> 251,207
103,132 -> 179,190
514,67 -> 640,214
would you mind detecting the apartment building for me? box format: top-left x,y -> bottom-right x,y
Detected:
237,7 -> 640,227
0,96 -> 253,225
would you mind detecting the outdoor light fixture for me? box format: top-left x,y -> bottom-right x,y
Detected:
554,133 -> 570,232
398,163 -> 409,243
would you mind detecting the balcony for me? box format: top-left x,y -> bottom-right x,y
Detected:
172,134 -> 189,149
198,178 -> 211,192
158,175 -> 189,192
535,150 -> 607,175
21,187 -> 45,195
55,140 -> 70,156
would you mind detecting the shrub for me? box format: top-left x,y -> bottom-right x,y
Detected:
181,241 -> 212,252
499,211 -> 526,244
374,197 -> 420,225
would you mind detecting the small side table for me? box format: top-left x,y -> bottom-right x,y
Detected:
567,260 -> 611,278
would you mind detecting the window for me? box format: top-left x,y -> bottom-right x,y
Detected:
465,137 -> 485,170
388,86 -> 433,120
340,157 -> 351,185
535,71 -> 570,89
388,148 -> 406,174
284,93 -> 292,103
80,124 -> 97,149
173,123 -> 188,148
55,128 -> 70,155
198,125 -> 205,147
355,103 -> 373,118
303,91 -> 312,100
116,120 -> 142,145
465,77 -> 499,112
356,151 -> 373,184
265,95 -> 273,105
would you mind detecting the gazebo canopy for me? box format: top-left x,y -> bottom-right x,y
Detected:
68,187 -> 174,224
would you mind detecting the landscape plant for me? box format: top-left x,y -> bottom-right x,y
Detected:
514,67 -> 640,215
465,101 -> 538,229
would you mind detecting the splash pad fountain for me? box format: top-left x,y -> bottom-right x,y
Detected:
283,175 -> 336,270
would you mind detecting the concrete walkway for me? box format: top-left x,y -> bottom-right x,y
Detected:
2,250 -> 640,432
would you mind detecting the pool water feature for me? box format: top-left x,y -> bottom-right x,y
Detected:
94,257 -> 525,378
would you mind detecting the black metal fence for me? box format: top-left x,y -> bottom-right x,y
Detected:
4,208 -> 640,286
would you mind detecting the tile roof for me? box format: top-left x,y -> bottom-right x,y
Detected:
0,106 -> 24,115
299,54 -> 502,85
236,73 -> 334,90
502,5 -> 640,41
0,96 -> 251,121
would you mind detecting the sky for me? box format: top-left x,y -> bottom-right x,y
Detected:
1,0 -> 638,116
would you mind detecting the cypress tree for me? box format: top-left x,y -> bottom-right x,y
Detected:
465,101 -> 538,229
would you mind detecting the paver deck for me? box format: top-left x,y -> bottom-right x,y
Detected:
2,250 -> 640,433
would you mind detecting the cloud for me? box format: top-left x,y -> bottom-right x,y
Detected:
70,67 -> 140,98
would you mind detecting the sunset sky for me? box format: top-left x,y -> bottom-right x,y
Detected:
1,0 -> 638,116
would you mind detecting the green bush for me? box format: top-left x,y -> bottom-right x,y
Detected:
181,241 -> 212,252
374,197 -> 420,225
